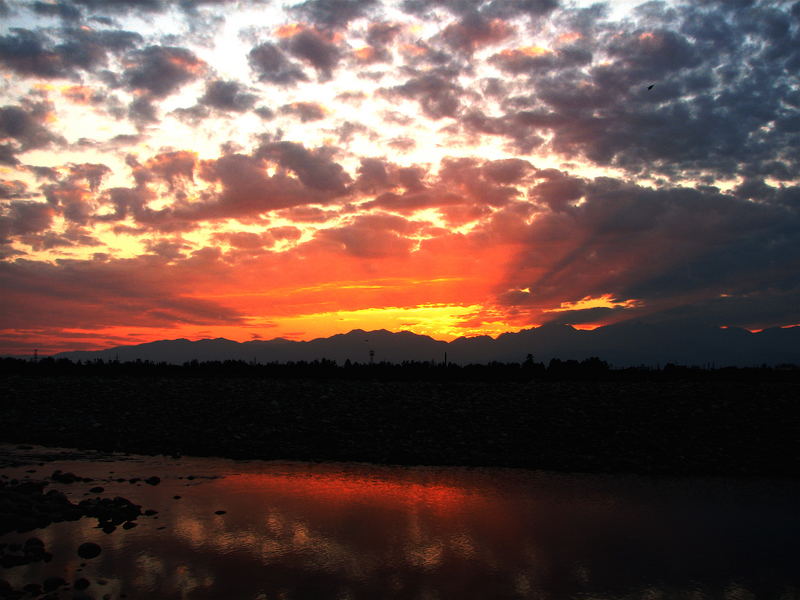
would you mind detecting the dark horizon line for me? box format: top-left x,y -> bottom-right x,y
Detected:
10,320 -> 800,359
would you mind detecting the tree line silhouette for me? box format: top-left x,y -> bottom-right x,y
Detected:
2,356 -> 798,382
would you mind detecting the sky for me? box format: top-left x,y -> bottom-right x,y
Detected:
1,0 -> 799,355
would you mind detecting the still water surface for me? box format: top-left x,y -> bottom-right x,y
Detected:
1,445 -> 799,599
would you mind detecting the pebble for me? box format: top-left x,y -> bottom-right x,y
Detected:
77,542 -> 101,559
74,578 -> 90,591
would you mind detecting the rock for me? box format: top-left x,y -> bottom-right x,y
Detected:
74,578 -> 90,591
173,495 -> 181,499
77,542 -> 101,559
145,476 -> 160,485
90,487 -> 104,494
51,470 -> 81,484
143,509 -> 158,516
43,576 -> 67,592
79,497 -> 141,527
122,521 -> 137,530
214,510 -> 226,515
22,583 -> 42,595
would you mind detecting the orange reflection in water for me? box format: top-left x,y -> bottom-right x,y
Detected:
218,469 -> 483,513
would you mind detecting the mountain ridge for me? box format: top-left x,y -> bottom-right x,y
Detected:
47,323 -> 800,367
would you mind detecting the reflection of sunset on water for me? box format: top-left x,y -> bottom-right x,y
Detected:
2,448 -> 799,599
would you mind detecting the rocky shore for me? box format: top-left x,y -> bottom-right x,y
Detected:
2,373 -> 800,477
0,464 -> 163,599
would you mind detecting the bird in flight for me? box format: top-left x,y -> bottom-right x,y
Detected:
648,84 -> 655,90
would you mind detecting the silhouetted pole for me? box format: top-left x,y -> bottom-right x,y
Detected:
369,349 -> 375,365
33,349 -> 38,363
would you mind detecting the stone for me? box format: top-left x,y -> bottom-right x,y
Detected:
77,542 -> 101,559
43,576 -> 66,592
74,578 -> 90,591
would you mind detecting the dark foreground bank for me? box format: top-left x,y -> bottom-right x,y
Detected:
2,371 -> 800,477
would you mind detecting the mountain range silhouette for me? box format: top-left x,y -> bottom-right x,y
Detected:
52,322 -> 800,367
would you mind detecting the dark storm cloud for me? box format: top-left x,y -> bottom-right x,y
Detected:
279,102 -> 326,122
123,46 -> 204,97
257,141 -> 351,194
291,0 -> 379,28
0,27 -> 142,79
199,80 -> 257,112
284,29 -> 341,79
248,42 -> 308,85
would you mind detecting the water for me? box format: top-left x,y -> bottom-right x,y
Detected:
1,444 -> 799,599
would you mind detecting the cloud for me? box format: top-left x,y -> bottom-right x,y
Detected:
0,255 -> 245,331
495,176 -> 800,329
138,151 -> 197,189
0,102 -> 64,164
41,163 -> 112,225
385,71 -> 464,119
0,27 -> 142,79
279,101 -> 326,122
248,42 -> 308,84
291,0 -> 379,29
0,28 -> 66,78
284,28 -> 341,79
257,141 -> 351,194
313,213 -> 419,258
0,201 -> 55,244
32,1 -> 82,20
440,12 -> 514,53
474,2 -> 800,180
198,79 -> 257,112
0,180 -> 31,200
123,45 -> 205,97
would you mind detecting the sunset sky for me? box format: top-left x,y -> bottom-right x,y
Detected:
1,0 -> 799,354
